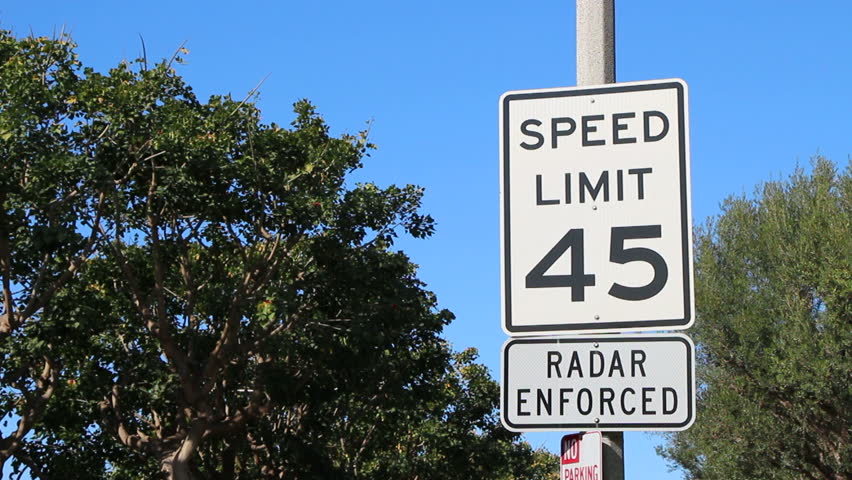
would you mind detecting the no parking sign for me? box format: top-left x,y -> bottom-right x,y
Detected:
561,431 -> 602,480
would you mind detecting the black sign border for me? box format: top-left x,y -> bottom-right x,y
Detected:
502,81 -> 692,334
501,335 -> 695,431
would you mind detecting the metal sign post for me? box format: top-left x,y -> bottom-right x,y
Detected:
576,1 -> 621,478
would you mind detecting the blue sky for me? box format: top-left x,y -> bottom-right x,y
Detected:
2,1 -> 851,478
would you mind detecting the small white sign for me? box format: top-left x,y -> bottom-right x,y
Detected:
501,334 -> 695,431
500,79 -> 693,335
561,431 -> 602,480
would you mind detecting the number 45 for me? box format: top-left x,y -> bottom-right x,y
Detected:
525,225 -> 668,302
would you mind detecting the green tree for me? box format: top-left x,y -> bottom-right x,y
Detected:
261,347 -> 558,480
0,30 -> 112,467
182,347 -> 558,480
658,158 -> 851,480
358,347 -> 557,480
1,30 -> 558,480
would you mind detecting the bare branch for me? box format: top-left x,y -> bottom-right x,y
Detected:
138,34 -> 148,71
166,40 -> 189,70
227,74 -> 270,119
142,150 -> 166,163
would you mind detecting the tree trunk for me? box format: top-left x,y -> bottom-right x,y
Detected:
159,447 -> 197,480
159,420 -> 206,480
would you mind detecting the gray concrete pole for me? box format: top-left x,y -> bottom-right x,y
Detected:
576,1 -> 623,479
576,0 -> 616,85
601,431 -> 625,480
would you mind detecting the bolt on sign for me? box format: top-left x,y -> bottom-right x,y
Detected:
561,431 -> 602,480
501,334 -> 695,431
499,79 -> 693,335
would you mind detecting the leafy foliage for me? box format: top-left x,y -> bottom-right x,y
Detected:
0,29 -> 110,468
1,30 -> 557,480
658,158 -> 851,480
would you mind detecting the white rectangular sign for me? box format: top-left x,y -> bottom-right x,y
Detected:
501,334 -> 695,431
500,79 -> 693,335
561,432 -> 602,480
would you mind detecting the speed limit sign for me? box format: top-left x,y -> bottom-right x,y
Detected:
499,79 -> 694,335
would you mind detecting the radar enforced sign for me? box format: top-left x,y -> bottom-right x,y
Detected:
500,79 -> 693,334
501,334 -> 695,431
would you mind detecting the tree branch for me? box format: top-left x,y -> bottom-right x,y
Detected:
0,356 -> 58,463
98,383 -> 152,452
0,194 -> 16,334
145,159 -> 194,402
18,191 -> 106,326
